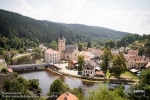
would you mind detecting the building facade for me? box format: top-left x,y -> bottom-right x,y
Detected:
82,60 -> 96,77
45,49 -> 60,63
58,32 -> 79,61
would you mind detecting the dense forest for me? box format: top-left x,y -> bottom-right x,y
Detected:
0,9 -> 130,51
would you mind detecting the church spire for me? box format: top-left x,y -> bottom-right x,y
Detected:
60,30 -> 63,39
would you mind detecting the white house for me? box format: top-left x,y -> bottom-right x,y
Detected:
45,49 -> 60,63
82,60 -> 96,78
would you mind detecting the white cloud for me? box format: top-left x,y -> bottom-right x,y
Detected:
14,0 -> 150,35
15,0 -> 51,20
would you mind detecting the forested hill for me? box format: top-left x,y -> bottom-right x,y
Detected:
0,9 -> 130,48
63,24 -> 129,40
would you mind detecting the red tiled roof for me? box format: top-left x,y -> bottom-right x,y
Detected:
128,50 -> 138,55
87,48 -> 92,52
95,71 -> 104,76
45,49 -> 59,54
7,68 -> 13,73
57,92 -> 78,100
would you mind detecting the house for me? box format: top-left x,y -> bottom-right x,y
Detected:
56,92 -> 78,100
58,32 -> 79,61
82,60 -> 96,78
0,59 -> 7,72
128,50 -> 138,56
125,55 -> 148,70
45,49 -> 60,63
91,56 -> 101,64
87,47 -> 95,53
119,46 -> 125,53
29,87 -> 41,96
95,71 -> 105,77
39,44 -> 47,51
68,60 -> 77,69
93,49 -> 103,57
80,51 -> 95,63
27,49 -> 34,53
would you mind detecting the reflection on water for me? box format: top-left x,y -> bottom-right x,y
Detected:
18,69 -> 130,96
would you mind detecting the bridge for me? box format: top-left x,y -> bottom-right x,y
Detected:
8,63 -> 50,71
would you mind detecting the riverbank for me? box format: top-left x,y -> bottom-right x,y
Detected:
46,67 -> 139,85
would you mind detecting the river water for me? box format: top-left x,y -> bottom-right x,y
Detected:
14,55 -> 130,96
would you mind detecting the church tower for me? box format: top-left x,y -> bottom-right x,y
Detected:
58,31 -> 66,59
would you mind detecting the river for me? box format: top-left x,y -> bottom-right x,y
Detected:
14,55 -> 130,96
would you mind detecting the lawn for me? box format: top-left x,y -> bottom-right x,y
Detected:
106,70 -> 139,80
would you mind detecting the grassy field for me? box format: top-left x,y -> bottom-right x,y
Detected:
106,70 -> 139,80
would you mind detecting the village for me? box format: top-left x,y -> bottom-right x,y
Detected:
42,33 -> 150,80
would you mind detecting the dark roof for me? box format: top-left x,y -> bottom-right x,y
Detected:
65,45 -> 76,54
83,60 -> 96,70
29,87 -> 41,94
60,30 -> 64,39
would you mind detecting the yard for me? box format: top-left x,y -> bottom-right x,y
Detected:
106,70 -> 139,80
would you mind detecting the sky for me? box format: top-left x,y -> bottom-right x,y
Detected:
0,0 -> 150,35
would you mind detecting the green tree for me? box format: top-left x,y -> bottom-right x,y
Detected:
105,40 -> 115,48
48,40 -> 57,50
86,84 -> 126,100
127,68 -> 150,100
29,79 -> 39,89
77,55 -> 85,72
19,48 -> 24,54
10,49 -> 17,64
145,46 -> 150,54
34,47 -> 41,54
109,53 -> 127,78
71,88 -> 84,100
138,47 -> 145,56
100,47 -> 113,75
78,43 -> 85,51
87,41 -> 91,49
17,77 -> 29,89
13,72 -> 18,78
49,78 -> 63,96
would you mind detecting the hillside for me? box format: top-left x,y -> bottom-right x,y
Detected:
63,24 -> 128,40
0,9 -> 130,49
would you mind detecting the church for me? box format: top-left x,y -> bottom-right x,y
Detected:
58,32 -> 79,61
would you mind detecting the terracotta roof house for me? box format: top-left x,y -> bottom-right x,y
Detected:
56,92 -> 78,100
126,55 -> 148,70
68,61 -> 76,69
80,51 -> 95,63
95,71 -> 105,77
45,49 -> 60,63
128,50 -> 138,56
